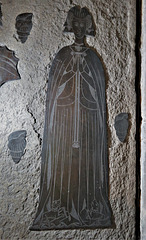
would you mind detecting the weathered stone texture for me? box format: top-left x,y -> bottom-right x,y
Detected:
0,0 -> 136,239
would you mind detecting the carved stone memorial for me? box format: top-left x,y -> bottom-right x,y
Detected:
30,6 -> 112,230
8,130 -> 27,164
15,13 -> 33,43
0,46 -> 20,87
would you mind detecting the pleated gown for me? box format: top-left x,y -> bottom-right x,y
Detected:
30,44 -> 112,230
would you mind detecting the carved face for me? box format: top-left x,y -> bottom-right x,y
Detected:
72,18 -> 86,39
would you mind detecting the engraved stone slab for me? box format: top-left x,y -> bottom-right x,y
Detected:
114,113 -> 129,142
30,6 -> 113,230
15,13 -> 33,43
0,46 -> 21,87
8,130 -> 27,164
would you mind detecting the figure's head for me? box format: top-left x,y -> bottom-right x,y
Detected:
64,6 -> 95,39
16,13 -> 33,34
15,13 -> 33,43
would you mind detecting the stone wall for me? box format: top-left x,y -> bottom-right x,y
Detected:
0,0 -> 136,239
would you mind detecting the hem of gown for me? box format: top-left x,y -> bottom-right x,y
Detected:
30,199 -> 114,230
30,217 -> 113,231
30,223 -> 113,231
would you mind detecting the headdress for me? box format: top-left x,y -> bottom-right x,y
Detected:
64,6 -> 95,36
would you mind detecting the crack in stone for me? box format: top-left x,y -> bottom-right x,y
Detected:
26,105 -> 42,147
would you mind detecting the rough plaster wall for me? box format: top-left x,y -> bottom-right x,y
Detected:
0,0 -> 136,239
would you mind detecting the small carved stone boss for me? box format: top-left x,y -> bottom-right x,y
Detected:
15,13 -> 33,43
8,130 -> 27,164
0,46 -> 20,87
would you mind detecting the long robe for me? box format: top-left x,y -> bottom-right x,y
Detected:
30,44 -> 112,230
